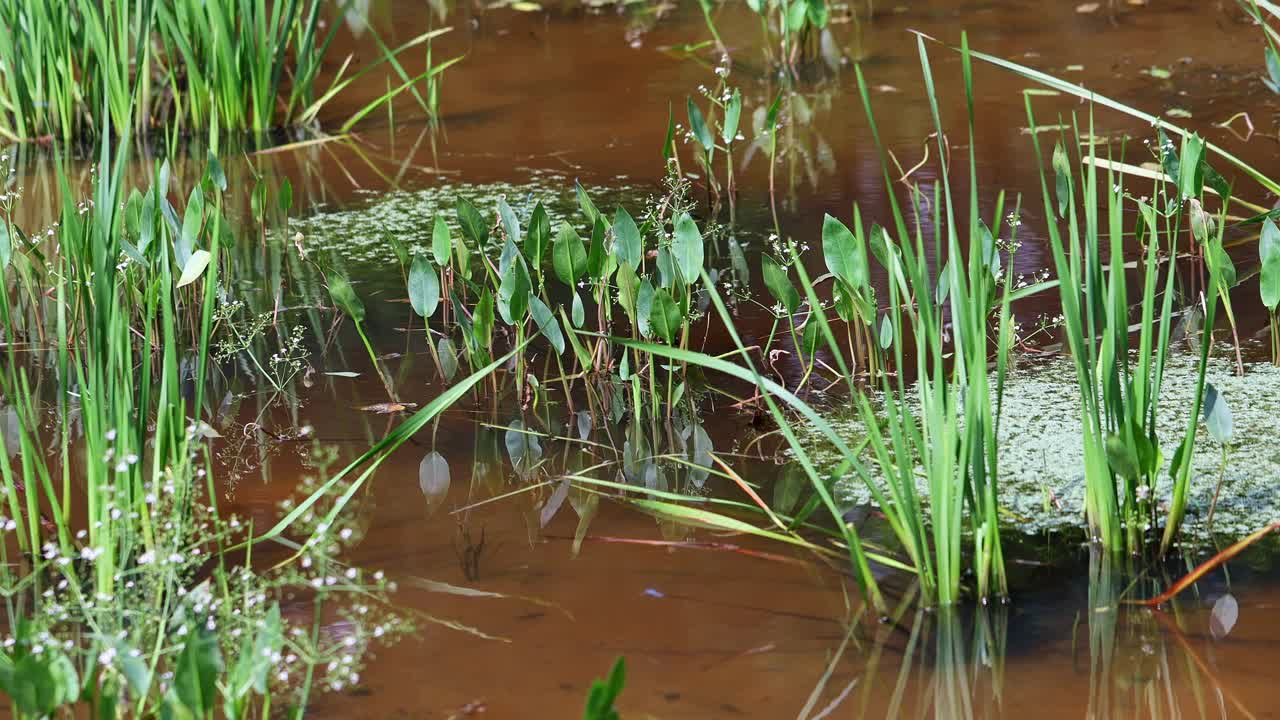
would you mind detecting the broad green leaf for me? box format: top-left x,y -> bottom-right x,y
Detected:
616,263 -> 640,325
576,181 -> 600,226
761,254 -> 799,314
671,212 -> 703,285
278,178 -> 292,214
1179,134 -> 1205,199
687,98 -> 713,151
327,275 -> 365,323
655,246 -> 678,289
409,255 -> 440,318
801,316 -> 820,358
205,151 -> 227,191
499,237 -> 520,277
527,202 -> 550,271
721,89 -> 742,145
612,207 -> 643,269
456,198 -> 489,246
649,288 -> 682,344
806,0 -> 829,28
571,290 -> 586,328
821,213 -> 867,289
454,229 -> 472,280
662,102 -> 677,160
250,179 -> 267,221
497,255 -> 531,324
176,250 -> 212,288
169,626 -> 222,717
498,197 -> 522,245
432,216 -> 452,266
1259,218 -> 1280,310
878,314 -> 893,349
1052,142 -> 1070,218
530,295 -> 565,354
587,217 -> 610,280
178,186 -> 203,266
224,604 -> 281,709
1104,433 -> 1141,479
636,278 -> 655,337
978,220 -> 999,279
473,289 -> 495,347
389,236 -> 409,268
552,222 -> 588,286
868,223 -> 893,270
787,0 -> 808,30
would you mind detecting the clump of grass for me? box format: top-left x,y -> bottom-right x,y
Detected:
0,127 -> 484,715
0,0 -> 454,144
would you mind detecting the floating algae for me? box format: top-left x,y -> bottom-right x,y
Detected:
288,174 -> 647,268
801,352 -> 1280,543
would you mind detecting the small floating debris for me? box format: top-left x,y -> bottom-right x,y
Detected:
357,402 -> 419,414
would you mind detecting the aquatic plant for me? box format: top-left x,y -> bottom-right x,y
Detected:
1261,219 -> 1280,365
582,657 -> 626,720
745,0 -> 831,73
1023,113 -> 1227,556
0,0 -> 454,143
0,125 -> 487,715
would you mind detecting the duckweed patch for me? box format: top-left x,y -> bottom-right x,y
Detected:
802,353 -> 1280,542
289,176 -> 647,268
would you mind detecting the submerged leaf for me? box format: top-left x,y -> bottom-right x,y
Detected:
505,420 -> 543,472
1210,593 -> 1239,639
1202,383 -> 1233,443
437,337 -> 459,380
327,275 -> 366,323
540,479 -> 570,527
688,423 -> 713,487
419,451 -> 452,515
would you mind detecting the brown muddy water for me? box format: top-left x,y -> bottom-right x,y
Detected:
14,0 -> 1280,716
